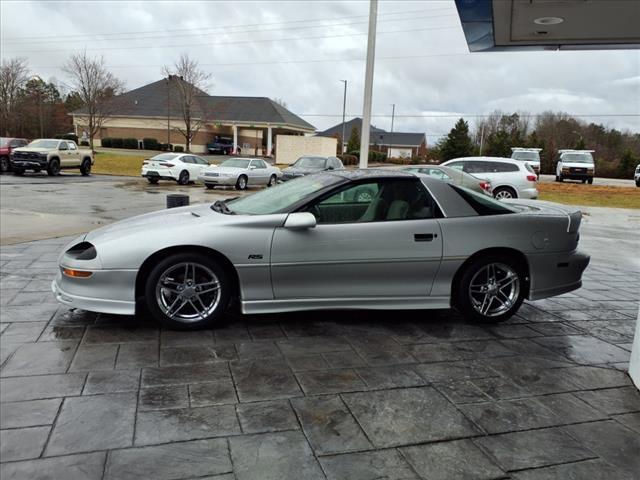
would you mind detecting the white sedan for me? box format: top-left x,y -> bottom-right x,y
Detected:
141,153 -> 210,185
199,158 -> 282,190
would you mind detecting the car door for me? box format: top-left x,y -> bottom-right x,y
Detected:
270,178 -> 443,299
66,141 -> 80,165
249,159 -> 269,184
182,156 -> 200,178
193,156 -> 209,177
58,141 -> 71,166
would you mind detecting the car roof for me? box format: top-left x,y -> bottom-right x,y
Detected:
448,156 -> 518,163
329,168 -> 417,181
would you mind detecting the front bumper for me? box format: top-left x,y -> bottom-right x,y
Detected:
11,157 -> 47,169
52,269 -> 137,315
561,171 -> 593,180
527,249 -> 590,300
199,174 -> 237,186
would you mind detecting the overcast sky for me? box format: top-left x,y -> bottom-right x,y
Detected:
1,0 -> 639,141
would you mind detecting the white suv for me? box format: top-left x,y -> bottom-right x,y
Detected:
441,157 -> 538,199
555,150 -> 595,184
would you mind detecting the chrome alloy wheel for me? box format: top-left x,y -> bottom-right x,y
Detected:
468,262 -> 520,317
155,262 -> 221,323
494,189 -> 514,199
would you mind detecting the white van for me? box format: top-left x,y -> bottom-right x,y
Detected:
511,147 -> 541,174
556,150 -> 595,184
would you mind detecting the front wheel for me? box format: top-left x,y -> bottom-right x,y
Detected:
0,156 -> 10,173
47,158 -> 60,176
177,170 -> 189,185
267,174 -> 277,187
144,253 -> 231,330
80,158 -> 92,176
235,175 -> 247,190
587,178 -> 593,185
455,254 -> 526,323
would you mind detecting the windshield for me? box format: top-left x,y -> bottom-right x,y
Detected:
150,153 -> 179,161
0,138 -> 9,147
221,158 -> 251,168
561,153 -> 594,164
293,157 -> 326,169
28,139 -> 59,149
451,185 -> 518,215
228,174 -> 342,214
511,151 -> 540,162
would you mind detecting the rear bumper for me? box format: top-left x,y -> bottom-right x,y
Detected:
519,187 -> 539,199
142,167 -> 177,181
527,250 -> 590,300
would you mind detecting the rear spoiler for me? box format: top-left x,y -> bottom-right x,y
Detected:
567,210 -> 582,234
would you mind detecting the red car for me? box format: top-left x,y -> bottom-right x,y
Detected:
0,137 -> 29,173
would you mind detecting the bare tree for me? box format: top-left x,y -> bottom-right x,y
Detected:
162,54 -> 212,152
273,97 -> 288,109
0,57 -> 29,136
63,52 -> 123,150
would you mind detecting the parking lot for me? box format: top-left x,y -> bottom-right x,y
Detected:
1,172 -> 639,480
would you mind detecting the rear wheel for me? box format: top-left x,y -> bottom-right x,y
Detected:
147,177 -> 159,184
47,158 -> 60,176
455,254 -> 526,323
205,184 -> 215,190
235,175 -> 247,190
493,187 -> 516,200
80,158 -> 92,176
177,170 -> 189,185
145,253 -> 231,330
0,156 -> 9,173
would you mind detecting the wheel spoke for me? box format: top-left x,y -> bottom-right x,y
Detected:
481,295 -> 493,315
498,274 -> 515,288
166,297 -> 187,317
188,299 -> 206,320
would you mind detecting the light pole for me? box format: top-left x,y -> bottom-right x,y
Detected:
340,80 -> 347,153
389,103 -> 395,157
359,0 -> 378,168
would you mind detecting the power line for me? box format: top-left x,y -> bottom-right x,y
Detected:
2,7 -> 455,43
301,113 -> 640,118
3,25 -> 460,54
2,12 -> 456,46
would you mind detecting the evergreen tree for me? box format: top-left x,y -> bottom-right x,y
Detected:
347,125 -> 360,153
440,118 -> 473,160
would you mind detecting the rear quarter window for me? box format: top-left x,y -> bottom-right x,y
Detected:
493,162 -> 519,172
450,185 -> 517,215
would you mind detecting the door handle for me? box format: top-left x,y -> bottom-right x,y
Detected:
414,233 -> 437,242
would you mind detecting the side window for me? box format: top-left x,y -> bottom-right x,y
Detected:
182,156 -> 193,164
446,161 -> 464,171
9,140 -> 20,148
68,142 -> 77,150
58,142 -> 68,151
250,160 -> 266,169
420,168 -> 451,181
463,162 -> 487,174
195,156 -> 208,165
493,162 -> 518,172
307,179 -> 438,224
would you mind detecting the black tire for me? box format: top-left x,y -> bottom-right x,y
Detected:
555,175 -> 559,182
454,253 -> 527,324
581,179 -> 586,184
587,178 -> 593,185
636,180 -> 640,188
0,156 -> 10,173
147,177 -> 159,184
267,174 -> 277,187
13,168 -> 24,176
177,170 -> 189,185
144,252 -> 231,330
205,184 -> 215,190
235,174 -> 247,190
47,158 -> 60,176
80,158 -> 92,176
558,175 -> 563,182
493,186 -> 517,200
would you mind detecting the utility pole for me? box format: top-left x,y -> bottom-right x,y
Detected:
479,123 -> 485,155
340,80 -> 347,154
389,103 -> 395,156
165,76 -> 171,146
359,0 -> 378,169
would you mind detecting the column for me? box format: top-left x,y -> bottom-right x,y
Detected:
232,125 -> 238,154
267,126 -> 273,157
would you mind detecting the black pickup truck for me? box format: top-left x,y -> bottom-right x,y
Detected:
207,137 -> 240,155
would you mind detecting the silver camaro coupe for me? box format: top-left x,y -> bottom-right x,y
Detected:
53,170 -> 590,330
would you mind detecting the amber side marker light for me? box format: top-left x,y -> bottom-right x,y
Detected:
62,268 -> 93,278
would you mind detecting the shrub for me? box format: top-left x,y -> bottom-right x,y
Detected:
143,138 -> 159,150
123,138 -> 138,149
101,137 -> 112,148
338,154 -> 358,166
173,145 -> 184,152
347,150 -> 360,158
368,151 -> 387,163
159,143 -> 173,152
111,138 -> 124,148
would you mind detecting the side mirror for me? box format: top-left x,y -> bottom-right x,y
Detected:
284,212 -> 316,229
248,165 -> 256,170
327,166 -> 334,170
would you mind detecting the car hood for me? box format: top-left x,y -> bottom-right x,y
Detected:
12,147 -> 50,153
284,167 -> 324,174
504,199 -> 582,233
206,166 -> 247,174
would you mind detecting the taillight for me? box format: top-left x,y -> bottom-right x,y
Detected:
160,163 -> 174,167
479,181 -> 491,191
526,175 -> 537,182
